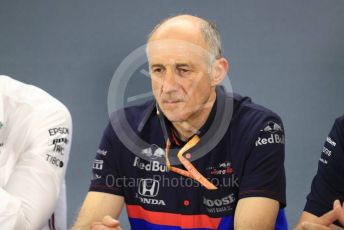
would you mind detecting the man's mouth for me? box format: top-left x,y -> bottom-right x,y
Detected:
163,100 -> 181,104
161,100 -> 185,109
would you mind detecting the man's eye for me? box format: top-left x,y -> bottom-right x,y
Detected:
153,68 -> 162,73
179,68 -> 189,73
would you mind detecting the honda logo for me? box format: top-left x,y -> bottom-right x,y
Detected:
138,179 -> 159,197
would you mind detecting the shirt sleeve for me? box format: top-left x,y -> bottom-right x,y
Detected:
89,122 -> 124,196
238,116 -> 286,207
0,105 -> 72,229
304,118 -> 344,217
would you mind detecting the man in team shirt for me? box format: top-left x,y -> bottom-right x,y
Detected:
74,14 -> 287,230
297,116 -> 344,229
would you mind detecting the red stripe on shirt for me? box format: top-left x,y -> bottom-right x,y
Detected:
127,205 -> 221,229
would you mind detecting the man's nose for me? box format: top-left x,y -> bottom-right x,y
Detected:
162,68 -> 179,93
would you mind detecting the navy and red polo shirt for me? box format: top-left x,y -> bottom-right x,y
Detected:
89,86 -> 288,229
304,116 -> 344,223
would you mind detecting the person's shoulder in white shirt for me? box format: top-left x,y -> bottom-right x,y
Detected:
0,75 -> 72,230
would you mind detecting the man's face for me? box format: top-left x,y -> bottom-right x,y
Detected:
147,40 -> 214,122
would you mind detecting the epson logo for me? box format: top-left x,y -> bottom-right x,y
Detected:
203,194 -> 235,208
255,134 -> 285,146
133,157 -> 167,172
49,127 -> 69,136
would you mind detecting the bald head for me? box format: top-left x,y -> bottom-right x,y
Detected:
148,15 -> 222,59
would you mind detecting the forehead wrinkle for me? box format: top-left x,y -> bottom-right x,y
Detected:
147,43 -> 209,62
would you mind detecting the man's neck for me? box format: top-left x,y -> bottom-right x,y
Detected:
172,91 -> 216,141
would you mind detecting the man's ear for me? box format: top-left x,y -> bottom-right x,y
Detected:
211,57 -> 229,86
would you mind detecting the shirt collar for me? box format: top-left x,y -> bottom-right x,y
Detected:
165,89 -> 219,147
137,86 -> 226,147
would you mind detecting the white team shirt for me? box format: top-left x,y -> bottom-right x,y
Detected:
0,75 -> 72,230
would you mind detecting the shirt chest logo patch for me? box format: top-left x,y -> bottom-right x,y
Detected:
138,179 -> 159,197
261,121 -> 283,134
203,193 -> 236,214
141,144 -> 165,159
133,156 -> 168,172
206,161 -> 234,175
135,179 -> 166,206
255,121 -> 285,146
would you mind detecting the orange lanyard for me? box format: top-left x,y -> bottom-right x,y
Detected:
165,135 -> 217,190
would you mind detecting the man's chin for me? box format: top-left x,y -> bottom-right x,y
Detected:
163,112 -> 188,123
